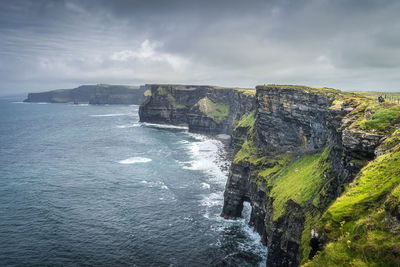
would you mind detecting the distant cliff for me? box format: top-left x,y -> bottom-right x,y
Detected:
139,84 -> 255,134
139,84 -> 400,266
24,84 -> 147,105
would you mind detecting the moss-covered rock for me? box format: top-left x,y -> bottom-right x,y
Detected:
195,96 -> 229,123
305,143 -> 400,266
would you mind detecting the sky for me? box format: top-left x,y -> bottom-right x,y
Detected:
1,0 -> 400,95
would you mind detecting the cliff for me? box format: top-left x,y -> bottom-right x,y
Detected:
139,84 -> 400,266
139,84 -> 256,134
24,84 -> 147,105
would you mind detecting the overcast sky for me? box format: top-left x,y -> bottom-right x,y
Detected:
1,0 -> 400,95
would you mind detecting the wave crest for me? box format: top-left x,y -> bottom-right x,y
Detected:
118,157 -> 152,164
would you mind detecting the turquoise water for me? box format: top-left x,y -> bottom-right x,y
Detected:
0,96 -> 267,266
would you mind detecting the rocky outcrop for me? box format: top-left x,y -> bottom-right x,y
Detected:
24,84 -> 146,105
139,84 -> 256,134
220,85 -> 386,266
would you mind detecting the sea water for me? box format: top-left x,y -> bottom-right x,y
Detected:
0,96 -> 267,266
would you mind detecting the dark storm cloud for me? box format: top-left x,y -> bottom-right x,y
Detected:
1,0 -> 400,95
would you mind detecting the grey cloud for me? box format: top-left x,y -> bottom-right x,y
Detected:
0,0 -> 400,95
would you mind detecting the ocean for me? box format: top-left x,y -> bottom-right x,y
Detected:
0,96 -> 267,266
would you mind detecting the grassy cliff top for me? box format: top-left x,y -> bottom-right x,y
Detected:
351,91 -> 400,99
147,84 -> 255,94
94,84 -> 139,89
256,84 -> 343,94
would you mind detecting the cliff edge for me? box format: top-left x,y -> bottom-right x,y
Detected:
139,84 -> 400,266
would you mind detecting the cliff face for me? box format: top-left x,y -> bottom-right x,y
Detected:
222,86 -> 348,266
24,84 -> 146,105
139,84 -> 256,134
138,83 -> 400,266
221,85 -> 399,267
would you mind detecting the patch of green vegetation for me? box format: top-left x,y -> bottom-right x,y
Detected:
157,87 -> 186,109
305,144 -> 400,266
235,111 -> 256,130
305,209 -> 400,267
300,212 -> 322,265
351,91 -> 400,104
233,139 -> 267,165
322,146 -> 400,230
196,97 -> 230,124
359,107 -> 400,131
259,84 -> 342,95
329,99 -> 345,110
270,147 -> 331,221
144,89 -> 151,97
158,87 -> 169,95
386,184 -> 400,214
257,154 -> 294,181
237,89 -> 256,96
381,128 -> 400,150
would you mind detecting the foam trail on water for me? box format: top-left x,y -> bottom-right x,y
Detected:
141,122 -> 188,130
116,123 -> 140,129
118,157 -> 152,164
90,113 -> 132,117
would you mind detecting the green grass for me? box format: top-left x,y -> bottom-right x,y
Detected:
270,147 -> 331,221
233,139 -> 267,165
196,97 -> 230,124
351,91 -> 400,104
144,90 -> 151,97
359,107 -> 400,131
235,111 -> 256,130
236,89 -> 256,96
305,210 -> 400,267
300,212 -> 321,265
381,128 -> 400,150
323,146 -> 400,228
257,154 -> 294,181
258,84 -> 342,95
304,142 -> 400,266
157,87 -> 186,109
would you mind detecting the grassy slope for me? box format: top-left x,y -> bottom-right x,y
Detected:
304,130 -> 400,266
352,91 -> 400,104
196,96 -> 229,124
270,147 -> 331,220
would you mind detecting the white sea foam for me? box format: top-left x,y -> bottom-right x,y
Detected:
118,157 -> 152,164
90,113 -> 131,117
116,123 -> 140,129
201,182 -> 211,189
182,134 -> 229,185
141,122 -> 188,130
14,102 -> 49,104
200,192 -> 223,208
140,180 -> 168,190
73,104 -> 89,106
